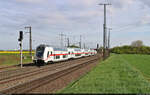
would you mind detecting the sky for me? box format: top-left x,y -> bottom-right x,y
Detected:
0,0 -> 150,50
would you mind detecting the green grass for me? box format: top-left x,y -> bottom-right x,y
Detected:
0,53 -> 34,67
58,54 -> 150,94
121,54 -> 150,79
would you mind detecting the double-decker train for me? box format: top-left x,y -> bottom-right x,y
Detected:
33,44 -> 97,65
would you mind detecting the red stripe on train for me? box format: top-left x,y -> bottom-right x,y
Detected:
45,52 -> 92,61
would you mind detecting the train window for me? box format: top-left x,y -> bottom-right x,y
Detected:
68,52 -> 70,54
56,56 -> 60,59
75,54 -> 81,56
51,52 -> 53,55
47,52 -> 49,57
63,55 -> 67,58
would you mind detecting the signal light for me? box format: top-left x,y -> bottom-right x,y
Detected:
18,31 -> 23,41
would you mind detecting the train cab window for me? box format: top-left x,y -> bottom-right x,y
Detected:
36,46 -> 45,58
51,52 -> 53,55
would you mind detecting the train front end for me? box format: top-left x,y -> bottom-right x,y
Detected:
33,45 -> 46,65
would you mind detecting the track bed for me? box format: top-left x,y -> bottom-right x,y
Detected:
0,54 -> 102,94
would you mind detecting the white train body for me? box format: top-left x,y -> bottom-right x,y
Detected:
33,44 -> 97,65
67,48 -> 75,59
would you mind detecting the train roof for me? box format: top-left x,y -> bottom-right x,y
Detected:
53,47 -> 67,51
74,48 -> 81,51
37,44 -> 50,48
37,44 -> 67,51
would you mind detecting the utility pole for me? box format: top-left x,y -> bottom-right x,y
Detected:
99,3 -> 111,60
97,43 -> 99,53
59,32 -> 65,48
79,35 -> 82,48
67,37 -> 70,47
108,28 -> 112,57
106,30 -> 108,49
84,43 -> 86,49
64,34 -> 67,47
97,44 -> 99,49
25,26 -> 32,58
108,28 -> 112,49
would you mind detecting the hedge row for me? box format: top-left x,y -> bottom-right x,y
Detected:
111,45 -> 150,54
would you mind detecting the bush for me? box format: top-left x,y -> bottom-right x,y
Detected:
111,45 -> 150,54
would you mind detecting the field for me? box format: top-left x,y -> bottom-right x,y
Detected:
0,52 -> 34,67
58,54 -> 150,94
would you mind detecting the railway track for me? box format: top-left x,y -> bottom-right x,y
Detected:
0,62 -> 35,71
0,65 -> 18,71
0,55 -> 100,94
0,55 -> 94,81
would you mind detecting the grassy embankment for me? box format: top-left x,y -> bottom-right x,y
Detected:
59,54 -> 150,94
0,51 -> 34,67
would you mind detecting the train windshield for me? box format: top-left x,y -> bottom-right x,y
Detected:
36,46 -> 45,58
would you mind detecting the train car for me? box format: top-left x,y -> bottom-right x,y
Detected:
33,44 -> 97,66
94,50 -> 97,55
81,49 -> 85,57
73,48 -> 82,59
33,44 -> 68,65
84,49 -> 89,57
67,48 -> 75,59
90,49 -> 95,56
67,48 -> 83,59
88,49 -> 91,56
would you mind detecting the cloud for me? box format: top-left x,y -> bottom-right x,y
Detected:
15,0 -> 47,3
1,0 -> 150,49
140,14 -> 150,25
66,0 -> 99,7
140,0 -> 150,7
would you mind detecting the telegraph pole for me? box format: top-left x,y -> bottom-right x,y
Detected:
99,3 -> 111,60
25,26 -> 32,57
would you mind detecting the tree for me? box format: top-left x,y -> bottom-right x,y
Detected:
68,45 -> 79,48
131,40 -> 143,47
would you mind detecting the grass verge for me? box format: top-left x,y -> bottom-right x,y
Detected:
0,53 -> 33,67
58,54 -> 150,94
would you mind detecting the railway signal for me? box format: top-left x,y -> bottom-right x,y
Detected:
18,31 -> 23,68
18,31 -> 23,41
